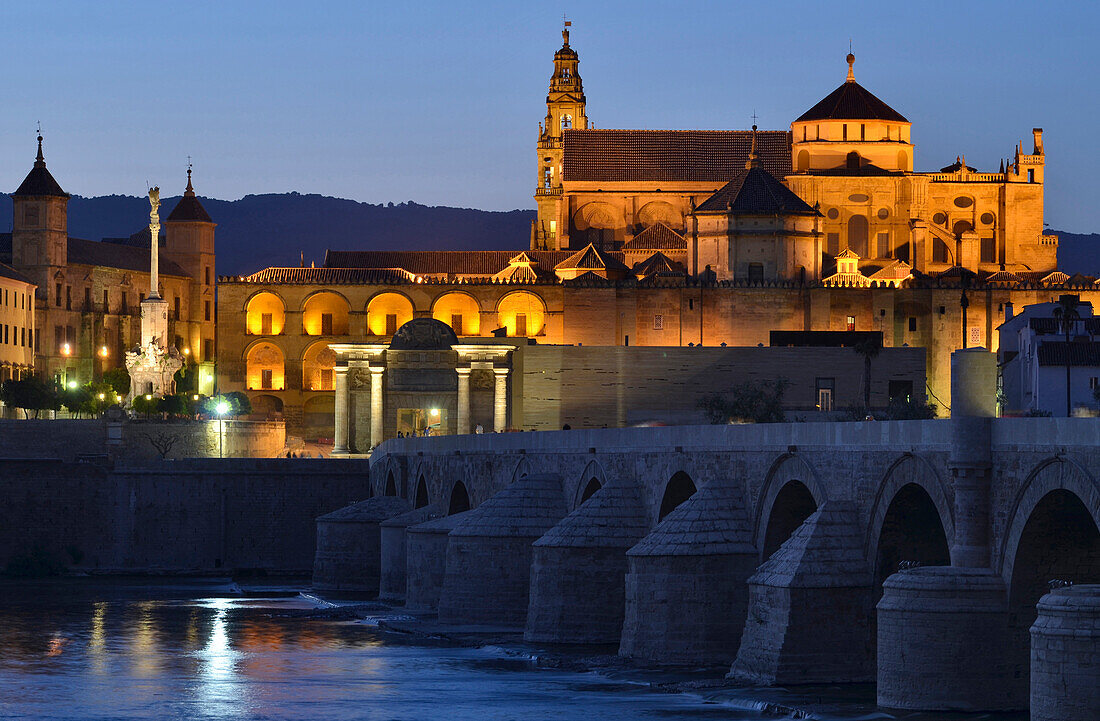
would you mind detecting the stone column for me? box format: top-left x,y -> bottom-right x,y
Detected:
456,367 -> 471,435
370,367 -> 384,448
333,364 -> 349,454
949,348 -> 996,568
493,367 -> 509,432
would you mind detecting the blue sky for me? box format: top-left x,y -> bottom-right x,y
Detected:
1,1 -> 1097,231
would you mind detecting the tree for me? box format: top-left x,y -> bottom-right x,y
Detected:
852,337 -> 882,411
61,386 -> 93,417
173,363 -> 198,394
141,430 -> 179,459
225,391 -> 252,417
102,368 -> 131,397
1053,294 -> 1081,417
132,394 -> 159,417
0,376 -> 61,418
157,394 -> 188,417
698,379 -> 787,424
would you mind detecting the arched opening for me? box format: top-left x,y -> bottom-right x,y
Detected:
1007,490 -> 1100,692
896,150 -> 908,171
245,342 -> 284,391
579,477 -> 601,505
301,341 -> 337,391
496,291 -> 546,338
873,483 -> 951,591
250,394 -> 283,419
385,471 -> 397,497
796,149 -> 810,172
932,237 -> 953,264
952,220 -> 974,238
301,395 -> 334,442
846,151 -> 861,169
414,476 -> 429,509
448,481 -> 470,515
761,480 -> 818,560
847,215 -> 869,257
301,292 -> 350,336
367,292 -> 415,336
637,201 -> 682,231
246,292 -> 285,335
431,292 -> 481,336
658,471 -> 696,521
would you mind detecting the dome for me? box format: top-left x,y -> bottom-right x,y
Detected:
389,317 -> 458,350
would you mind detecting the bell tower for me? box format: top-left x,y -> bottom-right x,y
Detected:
11,134 -> 69,300
533,22 -> 588,250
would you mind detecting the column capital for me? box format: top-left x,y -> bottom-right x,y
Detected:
456,366 -> 473,376
492,366 -> 510,376
334,364 -> 349,374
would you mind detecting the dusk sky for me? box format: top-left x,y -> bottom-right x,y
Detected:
1,1 -> 1097,232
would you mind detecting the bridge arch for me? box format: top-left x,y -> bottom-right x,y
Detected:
574,459 -> 607,508
657,470 -> 697,521
866,454 -> 952,590
447,480 -> 471,515
1000,456 -> 1100,697
509,457 -> 532,484
413,473 -> 430,509
753,453 -> 826,560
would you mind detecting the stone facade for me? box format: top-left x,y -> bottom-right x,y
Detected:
1029,584 -> 1100,721
312,496 -> 410,593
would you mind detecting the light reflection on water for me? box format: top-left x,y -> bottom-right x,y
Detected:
0,580 -> 1026,721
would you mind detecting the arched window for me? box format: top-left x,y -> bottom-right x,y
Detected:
496,291 -> 546,337
847,215 -> 869,257
560,114 -> 572,129
796,150 -> 810,172
301,341 -> 337,391
245,342 -> 284,391
367,292 -> 414,336
846,151 -> 861,169
432,292 -> 481,336
246,292 -> 285,335
953,220 -> 974,238
302,292 -> 350,336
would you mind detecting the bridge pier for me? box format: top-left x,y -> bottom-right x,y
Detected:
729,501 -> 874,684
379,504 -> 442,603
437,474 -> 567,627
1030,584 -> 1100,721
525,480 -> 648,644
312,496 -> 410,595
620,483 -> 756,665
405,511 -> 471,611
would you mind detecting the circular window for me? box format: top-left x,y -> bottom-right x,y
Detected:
980,212 -> 995,225
877,208 -> 890,220
848,193 -> 870,203
827,208 -> 839,220
932,212 -> 947,225
953,196 -> 974,208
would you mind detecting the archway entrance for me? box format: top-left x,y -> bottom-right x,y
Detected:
1007,490 -> 1100,694
658,471 -> 696,521
448,481 -> 470,515
873,483 -> 951,591
761,480 -> 817,561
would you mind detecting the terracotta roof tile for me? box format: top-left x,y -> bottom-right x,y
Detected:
796,80 -> 907,123
696,167 -> 818,215
1038,341 -> 1100,367
623,222 -> 687,250
562,128 -> 791,182
240,267 -> 417,284
324,250 -> 580,276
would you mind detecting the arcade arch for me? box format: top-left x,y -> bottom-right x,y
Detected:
302,291 -> 350,336
431,292 -> 481,336
246,292 -> 285,335
761,481 -> 817,561
496,291 -> 546,338
245,342 -> 284,391
301,341 -> 337,392
367,292 -> 415,336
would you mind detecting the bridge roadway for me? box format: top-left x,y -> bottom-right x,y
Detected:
351,350 -> 1100,715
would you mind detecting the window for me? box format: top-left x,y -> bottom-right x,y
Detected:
21,327 -> 26,347
908,316 -> 917,332
66,286 -> 71,310
846,315 -> 856,331
843,124 -> 848,141
802,126 -> 806,141
1027,169 -> 1034,183
888,380 -> 914,405
55,326 -> 63,352
860,124 -> 865,141
653,314 -> 665,330
204,301 -> 211,322
515,313 -> 528,337
320,313 -> 333,335
204,339 -> 214,361
261,368 -> 273,390
103,289 -> 109,313
55,283 -> 61,307
173,296 -> 181,321
747,263 -> 764,283
205,267 -> 211,285
877,232 -> 890,258
451,313 -> 463,335
24,205 -> 40,226
980,237 -> 996,264
827,233 -> 840,256
688,298 -> 694,311
561,114 -> 572,129
816,378 -> 835,411
84,287 -> 91,310
549,220 -> 556,238
260,313 -> 273,335
320,368 -> 334,391
385,314 -> 398,336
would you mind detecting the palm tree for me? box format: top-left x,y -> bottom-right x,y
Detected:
853,337 -> 882,412
1053,294 -> 1081,417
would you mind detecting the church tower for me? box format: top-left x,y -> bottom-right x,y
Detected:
532,23 -> 588,250
11,135 -> 69,303
164,165 -> 217,378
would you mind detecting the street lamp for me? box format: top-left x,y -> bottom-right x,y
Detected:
67,380 -> 77,390
215,400 -> 230,458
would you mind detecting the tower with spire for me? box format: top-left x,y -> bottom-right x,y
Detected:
532,21 -> 588,251
11,134 -> 70,302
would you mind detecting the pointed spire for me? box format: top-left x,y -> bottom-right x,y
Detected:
185,162 -> 194,196
745,124 -> 762,169
35,134 -> 45,168
846,51 -> 855,82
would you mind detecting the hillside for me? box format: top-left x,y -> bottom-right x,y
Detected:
0,193 -> 536,276
1053,231 -> 1100,277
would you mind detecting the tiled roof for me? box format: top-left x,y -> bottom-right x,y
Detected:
13,144 -> 68,198
0,261 -> 34,286
1037,341 -> 1100,367
324,250 -> 580,276
1041,271 -> 1070,285
633,251 -> 686,279
1028,317 -> 1100,336
240,267 -> 416,284
66,237 -> 189,278
166,193 -> 213,223
696,167 -> 818,215
867,260 -> 912,281
623,222 -> 687,251
554,243 -> 629,273
796,80 -> 907,123
835,248 -> 860,259
562,128 -> 791,182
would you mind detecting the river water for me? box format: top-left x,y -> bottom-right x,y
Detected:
0,579 -> 1025,721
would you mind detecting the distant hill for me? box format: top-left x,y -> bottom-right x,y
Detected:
0,192 -> 536,276
1054,231 -> 1100,277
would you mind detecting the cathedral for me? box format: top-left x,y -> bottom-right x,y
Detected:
217,25 -> 1081,438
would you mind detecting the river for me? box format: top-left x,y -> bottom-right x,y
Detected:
0,579 -> 1025,720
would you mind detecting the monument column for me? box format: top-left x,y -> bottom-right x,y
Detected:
370,367 -> 385,448
332,364 -> 349,454
456,367 -> 471,435
493,367 -> 509,432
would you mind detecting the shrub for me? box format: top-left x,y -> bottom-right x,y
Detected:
698,379 -> 787,424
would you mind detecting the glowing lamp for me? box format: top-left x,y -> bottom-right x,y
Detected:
61,343 -> 71,356
97,393 -> 105,400
215,401 -> 230,416
430,408 -> 440,416
99,345 -> 109,358
183,348 -> 191,355
145,394 -> 152,401
192,394 -> 199,401
67,380 -> 77,389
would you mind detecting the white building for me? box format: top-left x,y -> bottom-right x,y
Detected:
998,296 -> 1100,416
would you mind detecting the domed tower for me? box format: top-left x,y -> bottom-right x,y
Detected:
533,22 -> 588,250
11,135 -> 69,303
163,165 -> 216,384
790,53 -> 913,173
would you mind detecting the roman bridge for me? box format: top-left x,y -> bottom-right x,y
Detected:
328,349 -> 1100,716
